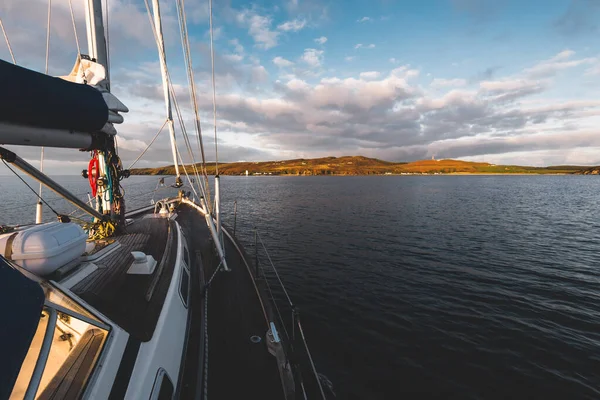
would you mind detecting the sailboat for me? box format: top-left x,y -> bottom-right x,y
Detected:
0,0 -> 329,399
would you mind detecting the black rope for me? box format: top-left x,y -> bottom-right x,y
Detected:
200,260 -> 222,297
2,160 -> 65,221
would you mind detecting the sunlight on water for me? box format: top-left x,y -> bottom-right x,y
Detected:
1,174 -> 599,399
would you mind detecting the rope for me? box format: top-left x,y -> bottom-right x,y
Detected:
0,18 -> 16,64
127,119 -> 167,170
203,280 -> 209,399
208,0 -> 219,176
202,261 -> 222,295
2,160 -> 62,219
84,220 -> 115,240
68,0 -> 80,54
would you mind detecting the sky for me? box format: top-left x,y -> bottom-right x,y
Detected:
1,0 -> 600,174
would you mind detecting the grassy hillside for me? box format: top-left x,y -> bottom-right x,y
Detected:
573,166 -> 600,175
130,156 -> 587,176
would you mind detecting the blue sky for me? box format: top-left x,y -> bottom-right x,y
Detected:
1,0 -> 600,174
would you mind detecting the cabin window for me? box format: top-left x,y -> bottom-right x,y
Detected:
179,268 -> 189,308
150,368 -> 174,400
183,248 -> 190,269
10,284 -> 109,399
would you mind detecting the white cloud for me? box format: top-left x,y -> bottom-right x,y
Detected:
355,43 -> 375,49
273,56 -> 294,67
115,136 -> 147,152
251,65 -> 269,83
357,17 -> 371,22
223,53 -> 244,63
314,36 -> 328,45
7,2 -> 596,170
479,79 -> 542,92
431,78 -> 467,88
286,78 -> 311,93
525,49 -> 596,78
237,10 -> 279,49
302,48 -> 324,68
585,63 -> 600,75
360,71 -> 380,80
277,18 -> 307,32
230,38 -> 244,54
208,26 -> 223,40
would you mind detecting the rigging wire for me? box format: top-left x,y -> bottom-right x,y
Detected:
38,0 -> 52,218
175,144 -> 201,202
2,160 -> 62,219
142,0 -> 207,203
45,0 -> 51,74
68,0 -> 80,55
208,0 -> 219,176
256,231 -> 294,306
175,0 -> 211,201
127,119 -> 168,170
3,192 -> 91,214
104,0 -> 111,83
169,82 -> 209,200
0,18 -> 16,64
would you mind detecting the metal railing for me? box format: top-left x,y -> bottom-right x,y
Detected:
253,229 -> 328,399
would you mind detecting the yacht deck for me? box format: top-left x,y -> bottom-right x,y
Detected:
69,217 -> 177,342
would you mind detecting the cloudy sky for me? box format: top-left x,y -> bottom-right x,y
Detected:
1,0 -> 600,174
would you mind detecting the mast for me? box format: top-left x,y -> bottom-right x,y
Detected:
84,0 -> 109,84
84,0 -> 125,220
152,0 -> 182,187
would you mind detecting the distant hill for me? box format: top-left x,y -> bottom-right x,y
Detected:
129,156 -> 588,176
573,166 -> 600,175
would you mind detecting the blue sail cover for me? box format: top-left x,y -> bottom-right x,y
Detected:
0,257 -> 45,399
0,59 -> 108,132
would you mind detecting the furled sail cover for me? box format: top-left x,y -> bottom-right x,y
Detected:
0,256 -> 45,400
0,59 -> 108,132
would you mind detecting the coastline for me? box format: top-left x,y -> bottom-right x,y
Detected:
129,156 -> 591,177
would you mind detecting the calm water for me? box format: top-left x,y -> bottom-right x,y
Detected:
1,175 -> 600,399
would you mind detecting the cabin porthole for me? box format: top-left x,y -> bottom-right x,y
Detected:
250,335 -> 262,344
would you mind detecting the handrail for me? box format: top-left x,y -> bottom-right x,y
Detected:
256,231 -> 293,306
254,229 -> 327,399
24,306 -> 56,400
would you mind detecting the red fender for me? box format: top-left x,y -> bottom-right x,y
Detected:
88,156 -> 100,197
